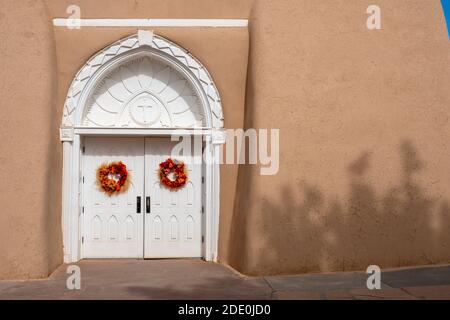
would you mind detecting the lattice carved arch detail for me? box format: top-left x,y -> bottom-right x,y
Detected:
61,31 -> 223,129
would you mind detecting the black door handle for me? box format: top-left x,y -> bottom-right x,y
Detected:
146,197 -> 151,214
136,196 -> 142,213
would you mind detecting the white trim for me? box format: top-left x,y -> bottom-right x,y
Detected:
74,128 -> 212,137
73,50 -> 213,127
61,141 -> 73,262
63,131 -> 221,263
53,18 -> 248,28
211,145 -> 221,261
61,32 -> 224,263
62,32 -> 223,129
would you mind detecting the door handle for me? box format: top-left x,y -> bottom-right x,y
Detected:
136,196 -> 142,214
146,197 -> 151,214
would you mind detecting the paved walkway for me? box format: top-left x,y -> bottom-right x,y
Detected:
1,260 -> 449,299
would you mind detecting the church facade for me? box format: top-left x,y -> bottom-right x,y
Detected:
1,0 -> 450,279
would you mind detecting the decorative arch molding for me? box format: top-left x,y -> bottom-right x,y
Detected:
60,31 -> 224,264
61,30 -> 223,132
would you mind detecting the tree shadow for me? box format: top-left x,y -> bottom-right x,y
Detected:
234,140 -> 450,275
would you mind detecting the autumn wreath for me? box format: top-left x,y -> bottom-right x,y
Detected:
97,161 -> 129,195
159,158 -> 187,189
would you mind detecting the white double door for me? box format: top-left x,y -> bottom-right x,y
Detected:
82,137 -> 202,259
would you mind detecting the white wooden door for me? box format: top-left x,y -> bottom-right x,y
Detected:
83,137 -> 144,258
144,138 -> 203,258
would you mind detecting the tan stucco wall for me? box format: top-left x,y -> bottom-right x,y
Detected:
0,0 -> 62,279
46,0 -> 252,19
229,0 -> 450,275
0,0 -> 250,279
1,0 -> 450,279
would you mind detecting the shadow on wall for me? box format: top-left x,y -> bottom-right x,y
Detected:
250,140 -> 450,275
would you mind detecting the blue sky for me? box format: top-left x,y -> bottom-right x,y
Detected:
442,0 -> 450,38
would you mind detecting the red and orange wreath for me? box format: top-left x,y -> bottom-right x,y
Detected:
159,158 -> 187,189
97,161 -> 129,195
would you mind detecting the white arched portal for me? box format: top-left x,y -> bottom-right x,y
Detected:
60,31 -> 226,263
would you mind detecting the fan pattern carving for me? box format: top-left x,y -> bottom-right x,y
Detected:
84,56 -> 203,128
62,33 -> 223,128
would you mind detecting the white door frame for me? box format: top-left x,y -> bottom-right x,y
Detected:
60,31 -> 226,263
62,128 -> 224,263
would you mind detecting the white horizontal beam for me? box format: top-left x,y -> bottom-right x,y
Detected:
74,127 -> 213,136
53,18 -> 248,28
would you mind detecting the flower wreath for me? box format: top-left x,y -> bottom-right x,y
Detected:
159,158 -> 187,189
97,161 -> 129,195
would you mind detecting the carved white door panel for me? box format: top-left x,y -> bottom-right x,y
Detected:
144,138 -> 203,258
83,137 -> 144,258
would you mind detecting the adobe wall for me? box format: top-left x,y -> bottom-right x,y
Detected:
1,0 -> 449,279
0,0 -> 62,279
0,0 -> 251,279
229,0 -> 450,275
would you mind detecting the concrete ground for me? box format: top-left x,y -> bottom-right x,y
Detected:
1,260 -> 450,300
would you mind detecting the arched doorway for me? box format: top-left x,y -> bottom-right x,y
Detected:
60,31 -> 225,263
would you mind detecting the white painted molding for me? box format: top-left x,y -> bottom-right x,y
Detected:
61,31 -> 223,263
212,128 -> 227,145
60,127 -> 74,141
61,31 -> 224,132
53,18 -> 248,28
74,128 -> 212,136
138,29 -> 154,46
82,55 -> 205,128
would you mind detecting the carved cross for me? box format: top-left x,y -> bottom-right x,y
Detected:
136,98 -> 154,124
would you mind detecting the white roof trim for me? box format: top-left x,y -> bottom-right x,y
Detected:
53,18 -> 248,28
